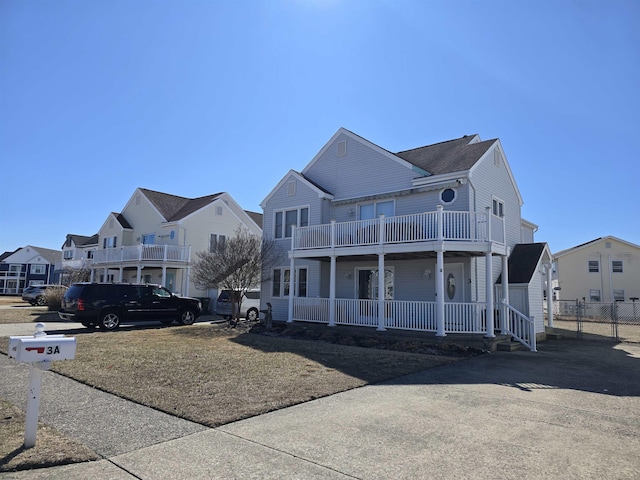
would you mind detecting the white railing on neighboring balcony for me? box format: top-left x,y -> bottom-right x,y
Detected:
502,300 -> 536,352
92,244 -> 190,265
292,297 -> 488,334
293,209 -> 504,250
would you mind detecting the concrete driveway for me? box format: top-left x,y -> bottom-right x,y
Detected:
1,336 -> 639,479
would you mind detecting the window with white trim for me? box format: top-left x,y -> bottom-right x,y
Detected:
30,264 -> 46,275
103,236 -> 117,248
141,233 -> 155,244
613,290 -> 625,302
63,250 -> 74,260
271,267 -> 307,297
359,200 -> 394,220
588,260 -> 599,273
589,289 -> 601,302
440,188 -> 456,204
612,260 -> 623,273
492,198 -> 504,217
209,234 -> 226,253
274,207 -> 309,239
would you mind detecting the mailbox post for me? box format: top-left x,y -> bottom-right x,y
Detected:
8,323 -> 76,448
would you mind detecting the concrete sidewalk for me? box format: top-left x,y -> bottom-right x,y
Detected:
1,328 -> 639,479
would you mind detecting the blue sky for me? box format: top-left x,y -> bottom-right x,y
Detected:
1,0 -> 638,255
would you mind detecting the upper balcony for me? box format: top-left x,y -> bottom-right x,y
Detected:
91,244 -> 191,266
291,208 -> 506,257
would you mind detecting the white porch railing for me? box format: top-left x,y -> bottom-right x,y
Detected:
293,210 -> 503,250
292,297 -> 487,334
502,300 -> 536,352
92,245 -> 190,264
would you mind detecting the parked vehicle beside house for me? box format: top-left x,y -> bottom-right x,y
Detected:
22,284 -> 67,306
58,283 -> 202,330
215,289 -> 261,321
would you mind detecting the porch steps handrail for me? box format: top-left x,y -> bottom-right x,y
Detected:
502,300 -> 537,352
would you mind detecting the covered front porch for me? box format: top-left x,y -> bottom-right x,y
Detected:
282,209 -> 537,350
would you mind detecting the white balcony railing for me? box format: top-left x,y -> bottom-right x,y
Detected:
293,209 -> 504,251
292,297 -> 487,334
91,244 -> 190,265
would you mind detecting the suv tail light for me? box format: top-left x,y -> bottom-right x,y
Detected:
77,299 -> 85,311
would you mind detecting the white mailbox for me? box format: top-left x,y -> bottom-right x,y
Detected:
9,335 -> 76,363
7,323 -> 78,449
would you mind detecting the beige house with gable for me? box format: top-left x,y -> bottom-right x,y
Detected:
69,187 -> 262,303
553,236 -> 640,304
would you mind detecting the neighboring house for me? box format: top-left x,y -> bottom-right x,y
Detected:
82,188 -> 262,302
59,233 -> 100,282
0,245 -> 61,294
260,128 -> 550,350
553,236 -> 640,304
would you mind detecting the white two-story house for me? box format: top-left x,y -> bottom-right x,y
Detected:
83,188 -> 262,303
261,128 -> 551,350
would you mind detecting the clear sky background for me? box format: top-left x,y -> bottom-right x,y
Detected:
1,0 -> 638,256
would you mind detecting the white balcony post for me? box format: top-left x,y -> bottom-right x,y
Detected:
287,256 -> 295,323
377,253 -> 386,331
436,249 -> 445,337
329,255 -> 336,327
136,267 -> 142,283
185,265 -> 191,295
485,206 -> 492,242
331,219 -> 336,248
118,267 -> 124,283
436,205 -> 444,242
485,252 -> 495,338
501,254 -> 509,335
163,244 -> 168,261
161,266 -> 167,288
379,214 -> 385,245
546,267 -> 554,328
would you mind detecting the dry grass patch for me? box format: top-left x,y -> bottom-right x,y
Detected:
44,323 -> 458,427
0,399 -> 99,472
0,297 -> 59,325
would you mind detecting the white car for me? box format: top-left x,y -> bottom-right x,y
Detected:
215,289 -> 261,321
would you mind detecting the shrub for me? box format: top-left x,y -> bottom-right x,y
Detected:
44,287 -> 66,311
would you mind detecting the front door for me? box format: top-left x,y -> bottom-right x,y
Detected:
443,263 -> 464,302
357,267 -> 393,324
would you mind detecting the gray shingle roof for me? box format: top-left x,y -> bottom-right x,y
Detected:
139,188 -> 223,222
496,243 -> 547,285
244,211 -> 263,229
395,136 -> 496,175
63,234 -> 99,248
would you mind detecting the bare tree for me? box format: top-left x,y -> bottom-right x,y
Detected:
191,226 -> 278,326
61,267 -> 91,286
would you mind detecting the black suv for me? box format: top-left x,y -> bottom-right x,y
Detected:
58,283 -> 202,331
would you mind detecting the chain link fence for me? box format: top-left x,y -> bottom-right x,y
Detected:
550,300 -> 640,343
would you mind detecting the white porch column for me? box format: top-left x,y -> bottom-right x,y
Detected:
485,252 -> 495,338
546,266 -> 554,328
287,255 -> 295,323
136,267 -> 142,283
90,269 -> 95,282
436,249 -> 446,337
161,266 -> 167,288
118,267 -> 124,283
377,253 -> 386,331
329,255 -> 336,327
185,265 -> 191,296
501,254 -> 509,335
103,268 -> 108,283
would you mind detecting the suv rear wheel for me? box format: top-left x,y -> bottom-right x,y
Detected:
178,308 -> 196,325
99,310 -> 121,331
